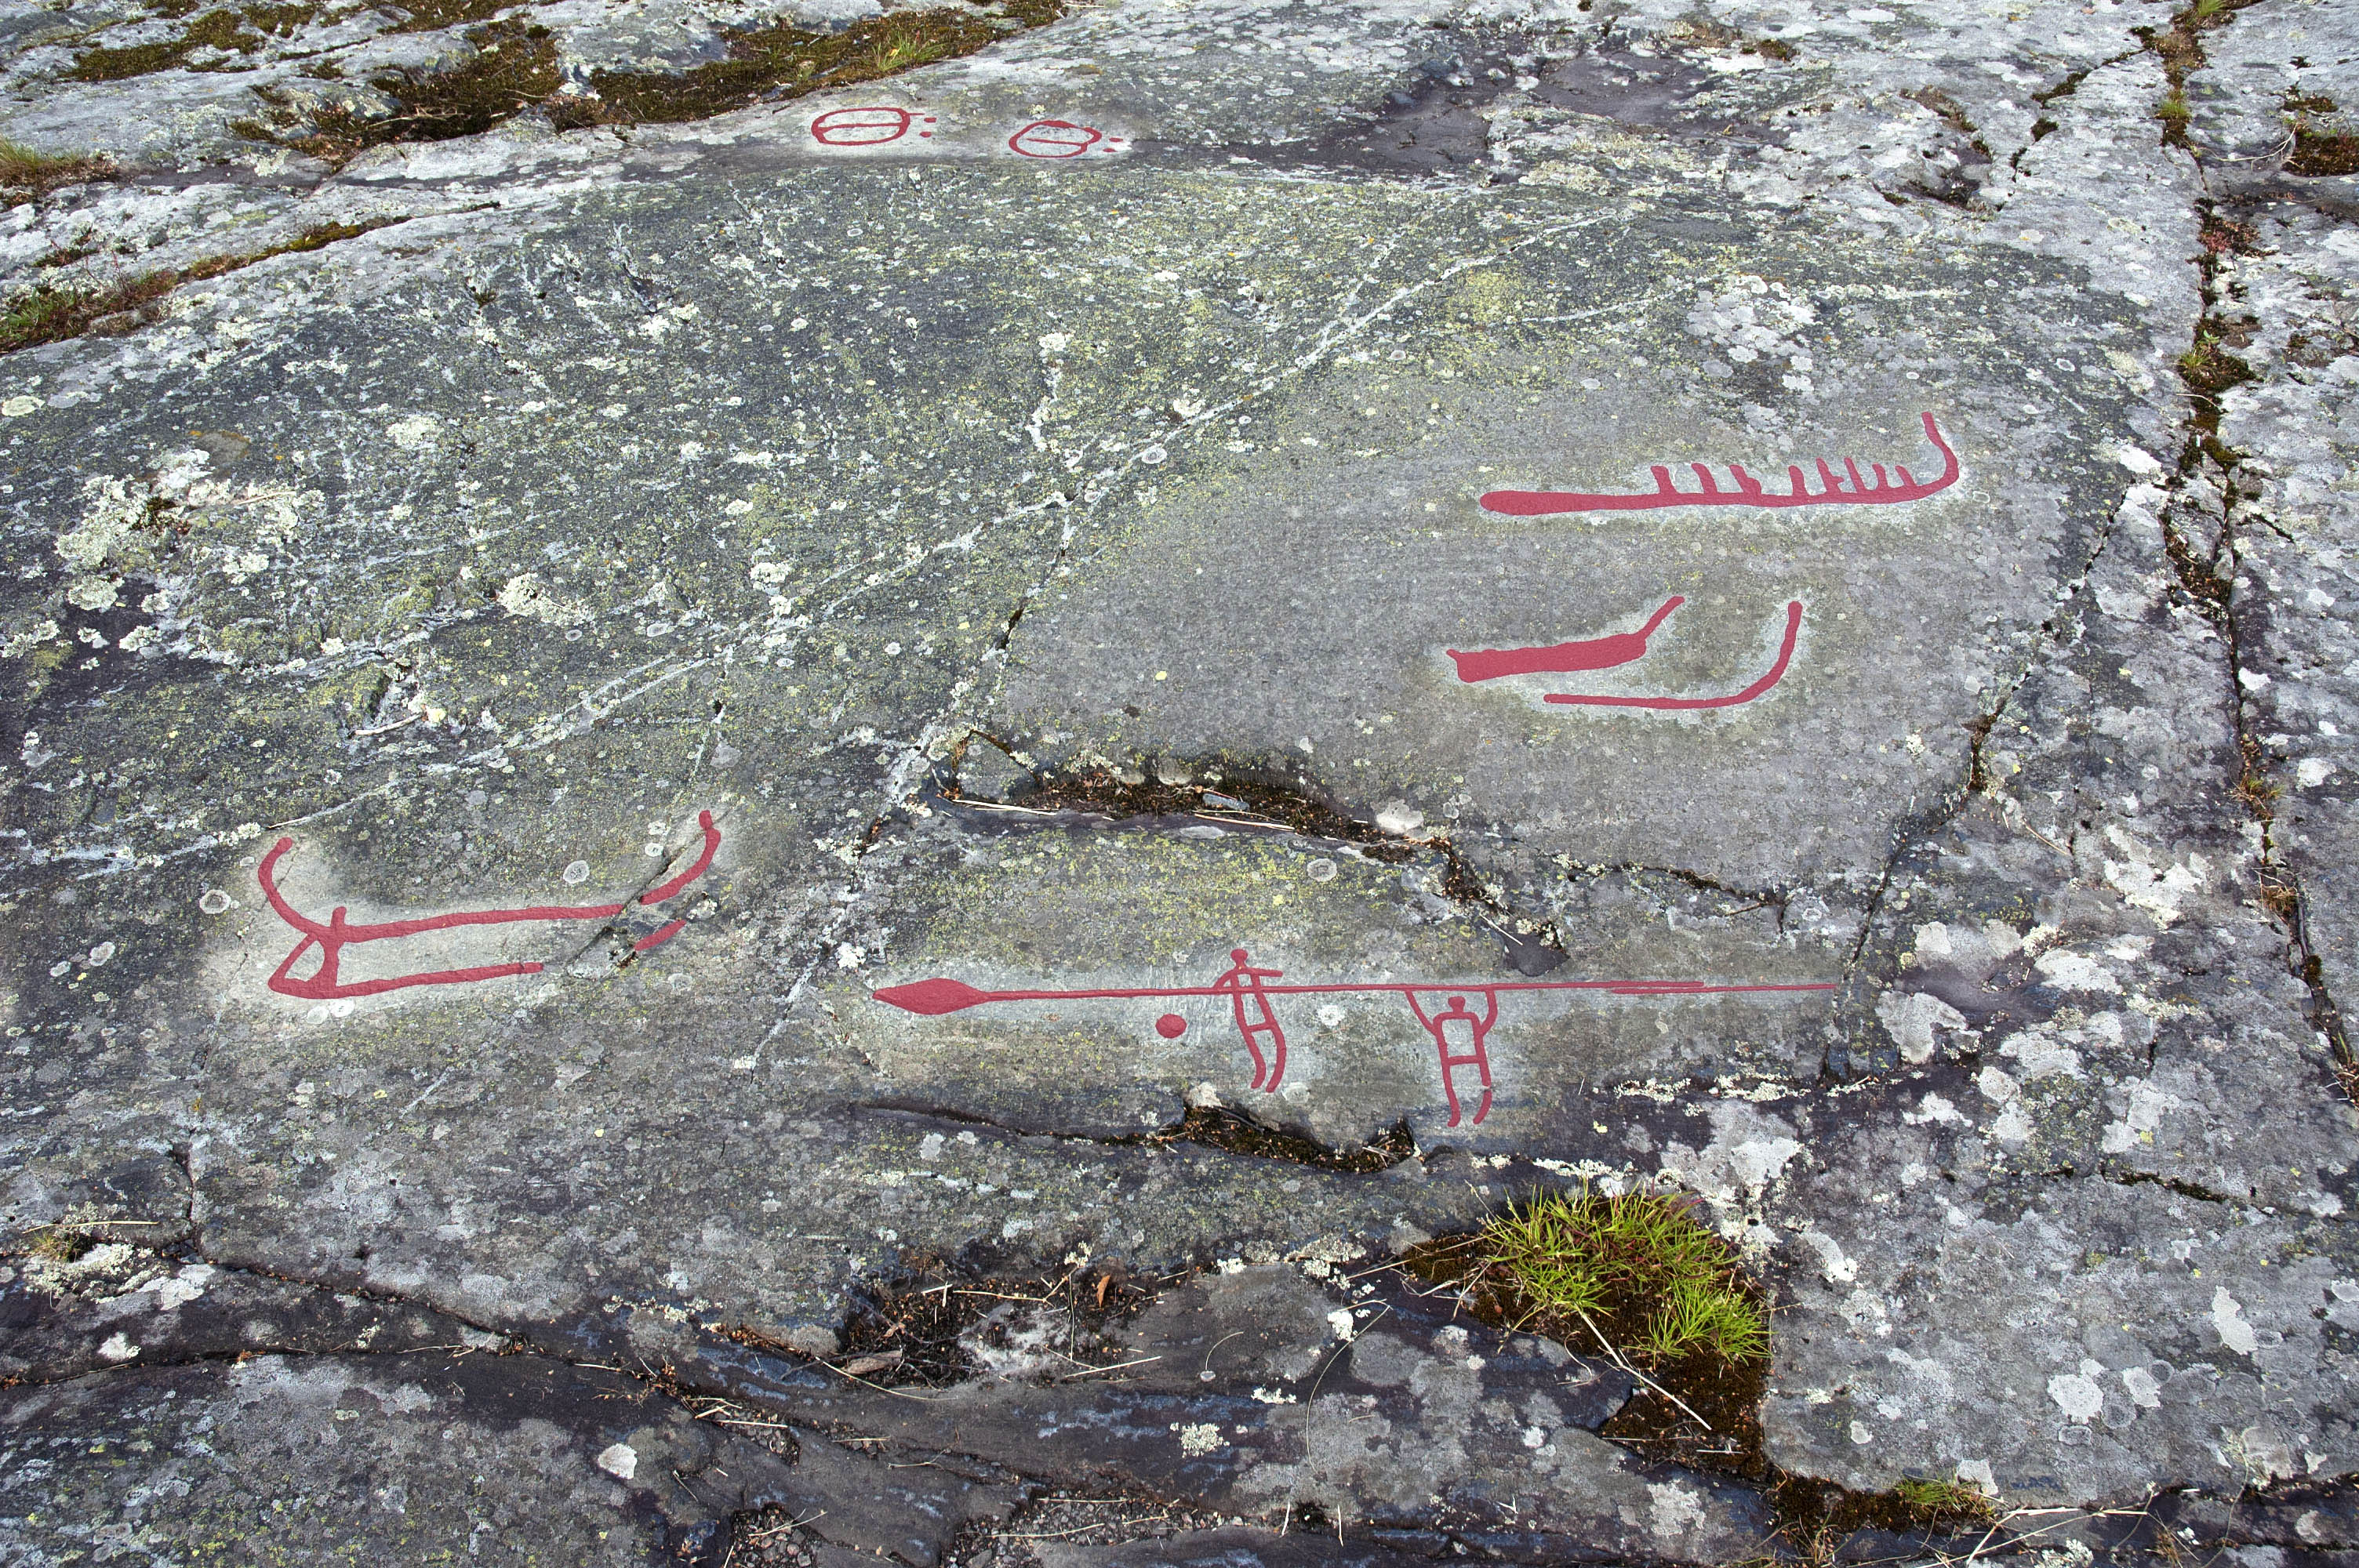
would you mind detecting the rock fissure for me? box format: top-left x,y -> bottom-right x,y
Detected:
2157,126 -> 2356,1094
855,1101 -> 1419,1173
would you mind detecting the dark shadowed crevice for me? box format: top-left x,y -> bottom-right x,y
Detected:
2143,0 -> 2265,148
941,749 -> 1572,976
856,1100 -> 1419,1173
719,1251 -> 1164,1390
1563,860 -> 1790,925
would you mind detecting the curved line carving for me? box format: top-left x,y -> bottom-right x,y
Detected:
258,811 -> 720,1000
1545,601 -> 1803,710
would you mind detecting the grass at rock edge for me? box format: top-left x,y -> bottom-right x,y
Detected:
278,1 -> 1067,163
64,3 -> 308,82
0,220 -> 391,356
1410,1187 -> 1997,1559
0,140 -> 116,201
554,4 -> 1054,129
1478,1189 -> 1769,1363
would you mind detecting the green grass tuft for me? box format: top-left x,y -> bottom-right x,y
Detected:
1893,1476 -> 1998,1523
0,138 -> 116,200
26,1228 -> 96,1264
1476,1188 -> 1768,1367
2177,332 -> 2257,397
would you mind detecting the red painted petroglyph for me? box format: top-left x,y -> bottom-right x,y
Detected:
811,107 -> 936,145
1480,413 -> 1957,517
1008,119 -> 1121,158
873,950 -> 1833,1127
1448,597 -> 1683,683
1212,947 -> 1289,1091
1545,601 -> 1802,710
257,811 -> 720,1001
1406,991 -> 1497,1129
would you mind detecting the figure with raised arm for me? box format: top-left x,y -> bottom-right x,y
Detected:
1405,989 -> 1499,1127
1211,946 -> 1289,1091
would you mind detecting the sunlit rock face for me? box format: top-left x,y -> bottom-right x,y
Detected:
3,0 -> 2357,1559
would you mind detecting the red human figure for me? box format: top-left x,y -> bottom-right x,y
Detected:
1211,947 -> 1289,1091
1405,990 -> 1497,1128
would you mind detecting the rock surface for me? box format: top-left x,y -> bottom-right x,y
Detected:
3,0 -> 2358,1560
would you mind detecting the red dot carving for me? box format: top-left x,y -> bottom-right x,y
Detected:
869,946 -> 1837,1131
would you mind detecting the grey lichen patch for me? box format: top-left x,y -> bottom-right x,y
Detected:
24,445 -> 322,670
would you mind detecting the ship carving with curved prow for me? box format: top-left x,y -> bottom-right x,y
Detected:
1479,412 -> 1959,517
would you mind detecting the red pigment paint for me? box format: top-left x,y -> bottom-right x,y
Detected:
1448,597 -> 1682,683
1212,947 -> 1288,1091
633,918 -> 689,953
1009,120 -> 1105,158
1481,413 -> 1958,517
1546,601 -> 1802,710
1405,991 -> 1497,1129
812,107 -> 918,145
873,949 -> 1835,1128
259,811 -> 721,1001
